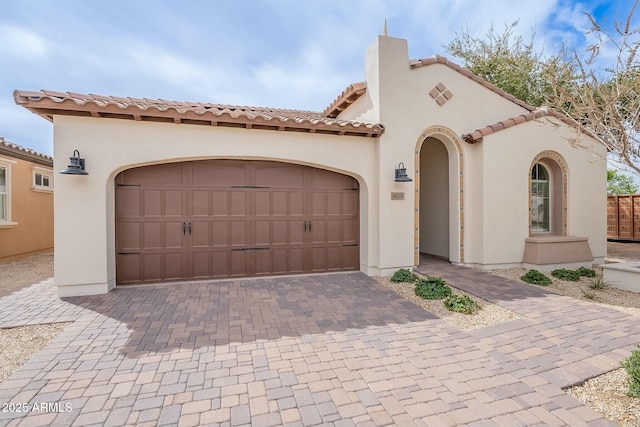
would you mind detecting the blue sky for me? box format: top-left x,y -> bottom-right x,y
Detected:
0,0 -> 633,161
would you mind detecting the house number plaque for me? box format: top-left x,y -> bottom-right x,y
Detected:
391,192 -> 404,200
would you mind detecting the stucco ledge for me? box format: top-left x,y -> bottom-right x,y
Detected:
522,235 -> 594,271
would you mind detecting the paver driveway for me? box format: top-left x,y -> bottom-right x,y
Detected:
0,266 -> 638,426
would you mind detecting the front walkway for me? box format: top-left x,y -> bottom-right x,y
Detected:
0,266 -> 638,426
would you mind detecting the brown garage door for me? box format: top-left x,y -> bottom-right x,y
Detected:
115,160 -> 359,284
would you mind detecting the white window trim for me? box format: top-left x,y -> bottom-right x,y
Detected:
32,165 -> 54,193
0,157 -> 17,228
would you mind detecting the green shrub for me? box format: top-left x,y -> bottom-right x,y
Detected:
443,294 -> 479,314
520,270 -> 552,286
588,278 -> 610,290
551,268 -> 580,281
621,344 -> 640,397
414,277 -> 452,300
576,267 -> 596,277
581,289 -> 596,300
391,269 -> 418,283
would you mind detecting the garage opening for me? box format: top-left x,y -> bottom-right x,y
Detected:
115,160 -> 359,285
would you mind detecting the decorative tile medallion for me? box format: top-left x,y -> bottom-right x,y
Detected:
429,83 -> 453,106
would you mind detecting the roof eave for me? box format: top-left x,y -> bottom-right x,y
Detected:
14,90 -> 384,138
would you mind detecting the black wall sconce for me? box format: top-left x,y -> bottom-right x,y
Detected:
394,162 -> 412,182
60,150 -> 89,175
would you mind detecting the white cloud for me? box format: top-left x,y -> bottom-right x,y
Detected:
0,24 -> 49,59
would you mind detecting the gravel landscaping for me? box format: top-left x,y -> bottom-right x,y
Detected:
1,244 -> 639,425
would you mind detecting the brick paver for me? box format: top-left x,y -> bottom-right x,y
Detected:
0,264 -> 636,426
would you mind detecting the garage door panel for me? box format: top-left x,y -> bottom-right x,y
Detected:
272,221 -> 287,244
343,219 -> 358,243
311,247 -> 327,271
231,250 -> 248,276
272,192 -> 287,216
165,222 -> 184,248
343,192 -> 358,215
117,254 -> 140,284
191,221 -> 210,247
212,222 -> 229,246
327,193 -> 341,215
193,161 -> 247,186
256,164 -> 304,187
164,190 -> 183,217
312,168 -> 355,188
255,191 -> 271,216
143,254 -> 163,281
143,222 -> 162,249
230,221 -> 248,246
289,220 -> 304,244
118,189 -> 141,217
312,193 -> 326,215
255,220 -> 271,245
231,191 -> 248,216
271,249 -> 287,273
143,190 -> 162,216
254,249 -> 271,275
343,246 -> 359,269
327,247 -> 343,270
163,253 -> 184,280
327,219 -> 341,243
119,222 -> 141,251
122,162 -> 182,186
289,248 -> 304,273
191,251 -> 210,278
310,220 -> 326,243
289,192 -> 304,216
212,191 -> 229,216
212,251 -> 229,277
192,190 -> 210,216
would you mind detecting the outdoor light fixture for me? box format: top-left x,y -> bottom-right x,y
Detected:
59,150 -> 89,175
394,162 -> 412,182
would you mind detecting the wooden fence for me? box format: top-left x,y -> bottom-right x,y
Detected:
607,194 -> 640,240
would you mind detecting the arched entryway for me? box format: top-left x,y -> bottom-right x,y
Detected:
420,137 -> 450,258
115,159 -> 360,285
414,126 -> 464,265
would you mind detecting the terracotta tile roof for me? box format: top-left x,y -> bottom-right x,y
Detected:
0,137 -> 53,167
410,55 -> 537,112
462,107 -> 606,146
14,90 -> 384,138
463,108 -> 550,144
323,82 -> 367,118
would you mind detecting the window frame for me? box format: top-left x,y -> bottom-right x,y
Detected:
32,166 -> 54,192
0,157 -> 17,228
531,163 -> 551,233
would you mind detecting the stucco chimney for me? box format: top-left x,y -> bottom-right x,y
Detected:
363,35 -> 410,123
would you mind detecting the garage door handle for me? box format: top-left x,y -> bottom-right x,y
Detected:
304,221 -> 308,232
188,222 -> 192,236
308,221 -> 312,232
182,222 -> 186,236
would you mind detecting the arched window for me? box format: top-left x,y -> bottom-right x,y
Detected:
531,163 -> 550,232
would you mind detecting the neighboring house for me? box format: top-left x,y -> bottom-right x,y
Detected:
14,35 -> 606,297
0,137 -> 54,261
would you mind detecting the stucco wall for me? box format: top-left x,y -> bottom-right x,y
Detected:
477,119 -> 607,267
53,116 -> 380,295
0,155 -> 54,260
